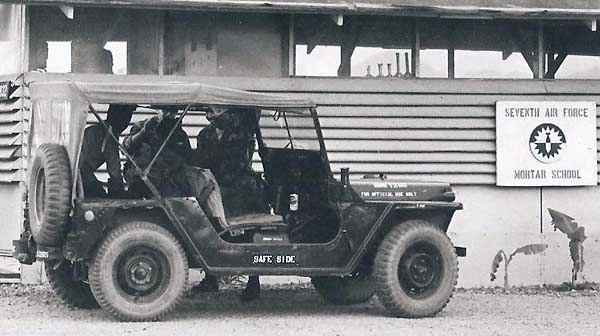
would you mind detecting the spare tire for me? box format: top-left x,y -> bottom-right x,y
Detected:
29,143 -> 72,246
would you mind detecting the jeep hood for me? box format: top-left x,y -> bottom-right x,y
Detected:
350,179 -> 456,202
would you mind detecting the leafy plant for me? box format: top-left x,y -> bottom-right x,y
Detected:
490,243 -> 548,289
548,208 -> 587,285
219,275 -> 248,289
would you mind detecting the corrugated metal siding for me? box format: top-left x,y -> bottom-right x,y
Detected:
195,78 -> 599,185
0,76 -> 23,183
23,74 -> 600,185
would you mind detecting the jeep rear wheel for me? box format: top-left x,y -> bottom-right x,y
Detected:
29,144 -> 72,246
374,220 -> 458,318
45,260 -> 98,309
311,270 -> 375,305
89,222 -> 188,322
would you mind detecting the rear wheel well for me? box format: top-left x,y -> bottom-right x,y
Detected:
112,208 -> 170,228
110,208 -> 199,268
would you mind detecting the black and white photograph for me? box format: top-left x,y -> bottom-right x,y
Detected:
0,1 -> 599,335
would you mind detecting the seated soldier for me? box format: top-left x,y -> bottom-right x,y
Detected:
193,106 -> 266,301
195,106 -> 265,216
122,107 -> 227,222
123,107 -> 192,197
79,105 -> 135,198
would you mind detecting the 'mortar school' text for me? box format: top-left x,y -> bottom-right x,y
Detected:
514,169 -> 582,179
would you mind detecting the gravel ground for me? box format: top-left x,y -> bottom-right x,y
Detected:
1,282 -> 599,336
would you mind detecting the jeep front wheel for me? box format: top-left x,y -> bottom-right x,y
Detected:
374,220 -> 458,318
89,222 -> 188,321
311,269 -> 375,305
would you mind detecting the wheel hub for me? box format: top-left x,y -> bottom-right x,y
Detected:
130,261 -> 153,286
119,251 -> 162,294
398,242 -> 443,299
406,253 -> 435,288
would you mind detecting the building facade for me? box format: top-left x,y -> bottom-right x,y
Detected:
1,0 -> 599,287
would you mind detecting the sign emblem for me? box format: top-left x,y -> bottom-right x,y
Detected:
529,123 -> 566,163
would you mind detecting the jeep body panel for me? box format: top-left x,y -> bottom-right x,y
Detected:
63,196 -> 461,276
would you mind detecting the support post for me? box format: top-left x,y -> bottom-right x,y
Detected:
157,11 -> 165,76
20,4 -> 29,73
545,52 -> 568,79
337,18 -> 361,77
536,22 -> 545,79
288,14 -> 296,76
448,21 -> 455,79
510,25 -> 539,79
412,19 -> 421,78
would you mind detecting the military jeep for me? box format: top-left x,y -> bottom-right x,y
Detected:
14,81 -> 465,321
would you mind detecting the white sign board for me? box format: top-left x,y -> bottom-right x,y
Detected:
496,101 -> 597,186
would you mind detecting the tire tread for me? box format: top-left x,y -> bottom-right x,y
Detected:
29,143 -> 72,246
374,220 -> 458,318
45,261 -> 98,309
89,222 -> 188,322
312,274 -> 375,305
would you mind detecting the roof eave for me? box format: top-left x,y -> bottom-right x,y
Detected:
7,1 -> 600,19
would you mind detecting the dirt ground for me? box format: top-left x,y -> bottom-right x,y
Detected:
0,281 -> 599,336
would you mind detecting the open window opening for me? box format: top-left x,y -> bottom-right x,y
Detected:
46,41 -> 71,73
295,45 -> 340,77
292,16 -> 600,80
455,51 -> 531,78
293,15 -> 420,78
351,47 -> 412,77
0,4 -> 23,75
555,56 -> 600,79
104,42 -> 127,75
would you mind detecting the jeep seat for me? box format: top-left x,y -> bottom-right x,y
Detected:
217,213 -> 286,237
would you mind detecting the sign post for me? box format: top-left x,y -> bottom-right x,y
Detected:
496,101 -> 597,186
